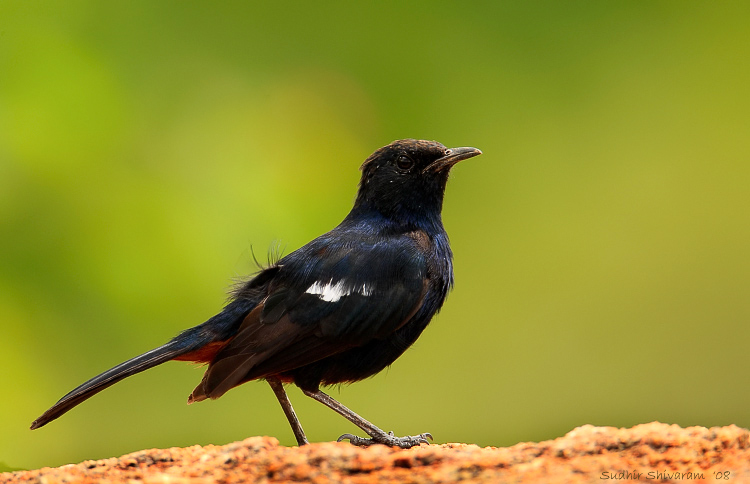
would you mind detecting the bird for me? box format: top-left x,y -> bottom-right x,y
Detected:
31,139 -> 482,449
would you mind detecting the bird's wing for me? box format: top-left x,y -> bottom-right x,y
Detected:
189,234 -> 428,401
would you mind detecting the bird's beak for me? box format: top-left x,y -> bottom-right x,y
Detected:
424,146 -> 482,173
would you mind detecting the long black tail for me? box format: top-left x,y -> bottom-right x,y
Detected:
30,340 -> 193,429
30,299 -> 253,430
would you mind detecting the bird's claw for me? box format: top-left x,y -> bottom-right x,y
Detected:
337,433 -> 371,446
337,431 -> 433,449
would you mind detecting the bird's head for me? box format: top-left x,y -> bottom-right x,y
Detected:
352,139 -> 481,227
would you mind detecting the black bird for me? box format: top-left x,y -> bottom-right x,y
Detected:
31,139 -> 481,449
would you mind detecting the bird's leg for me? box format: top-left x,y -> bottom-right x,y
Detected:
301,388 -> 432,449
267,376 -> 309,446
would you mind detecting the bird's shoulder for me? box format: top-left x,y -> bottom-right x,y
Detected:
283,225 -> 431,279
233,221 -> 444,333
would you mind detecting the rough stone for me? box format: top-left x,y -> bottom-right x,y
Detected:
3,422 -> 749,483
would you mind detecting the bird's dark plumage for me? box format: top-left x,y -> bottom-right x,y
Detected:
31,139 -> 481,448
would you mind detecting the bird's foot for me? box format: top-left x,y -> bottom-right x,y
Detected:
338,431 -> 433,449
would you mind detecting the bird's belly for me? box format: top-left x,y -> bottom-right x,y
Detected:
284,313 -> 436,391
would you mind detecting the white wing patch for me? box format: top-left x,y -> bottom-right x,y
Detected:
305,279 -> 373,302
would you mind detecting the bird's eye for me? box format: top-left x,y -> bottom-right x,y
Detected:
396,155 -> 414,171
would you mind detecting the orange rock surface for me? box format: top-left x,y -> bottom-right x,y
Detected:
4,422 -> 750,483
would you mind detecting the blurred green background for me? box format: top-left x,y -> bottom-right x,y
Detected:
2,1 -> 749,471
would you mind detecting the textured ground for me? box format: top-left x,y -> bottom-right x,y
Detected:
4,422 -> 750,483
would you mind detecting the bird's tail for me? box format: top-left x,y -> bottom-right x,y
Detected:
30,340 -> 191,430
30,300 -> 252,430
